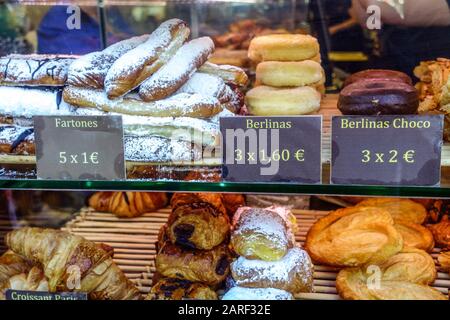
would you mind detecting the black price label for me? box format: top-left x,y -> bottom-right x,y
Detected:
220,116 -> 322,183
331,115 -> 444,186
34,116 -> 125,180
5,290 -> 87,300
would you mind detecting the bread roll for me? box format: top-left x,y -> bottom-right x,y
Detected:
256,60 -> 324,87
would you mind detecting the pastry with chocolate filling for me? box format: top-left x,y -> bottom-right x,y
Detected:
146,278 -> 218,300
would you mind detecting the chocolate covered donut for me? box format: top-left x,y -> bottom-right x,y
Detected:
344,69 -> 413,88
338,79 -> 419,115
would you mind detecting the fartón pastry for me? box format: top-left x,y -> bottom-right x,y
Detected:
63,87 -> 222,118
231,247 -> 314,294
89,192 -> 168,218
68,35 -> 149,88
245,86 -> 321,116
168,193 -> 230,250
305,206 -> 403,267
6,227 -> 140,300
0,54 -> 75,86
336,248 -> 443,300
0,251 -> 31,285
0,266 -> 49,299
338,79 -> 419,115
222,286 -> 293,300
394,221 -> 434,252
0,126 -> 34,155
155,239 -> 232,286
146,278 -> 218,300
198,62 -> 249,87
139,37 -> 215,101
256,60 -> 324,87
248,34 -> 320,62
231,207 -> 294,261
105,19 -> 190,98
428,218 -> 450,249
176,73 -> 230,103
344,69 -> 413,87
356,198 -> 427,224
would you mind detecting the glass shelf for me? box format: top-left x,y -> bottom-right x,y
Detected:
1,179 -> 450,198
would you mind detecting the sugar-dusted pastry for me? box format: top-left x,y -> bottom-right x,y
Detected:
394,221 -> 434,252
146,278 -> 217,300
0,54 -> 75,86
89,192 -> 168,218
428,218 -> 450,249
198,62 -> 249,87
0,126 -> 34,155
68,34 -> 149,88
222,286 -> 293,300
231,247 -> 314,294
175,73 -> 230,103
139,37 -> 215,101
63,87 -> 223,118
248,34 -> 320,62
256,60 -> 324,87
356,198 -> 427,224
305,206 -> 403,267
246,86 -> 321,116
168,193 -> 230,250
105,19 -> 190,98
231,207 -> 293,261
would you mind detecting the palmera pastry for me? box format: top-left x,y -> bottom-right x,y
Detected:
222,286 -> 293,300
438,251 -> 450,272
256,60 -> 324,87
139,37 -> 215,101
231,247 -> 314,294
231,207 -> 293,261
168,193 -> 230,250
156,238 -> 232,286
248,34 -> 320,62
428,218 -> 450,250
198,62 -> 249,87
63,86 -> 222,118
356,198 -> 427,224
0,267 -> 49,299
305,206 -> 403,267
394,221 -> 434,252
6,227 -> 140,300
105,19 -> 190,98
343,69 -> 413,87
146,278 -> 217,300
246,86 -> 321,116
68,35 -> 149,88
0,251 -> 31,285
89,192 -> 168,218
0,54 -> 75,86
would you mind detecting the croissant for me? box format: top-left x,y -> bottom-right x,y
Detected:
6,228 -> 140,300
0,267 -> 49,299
0,251 -> 31,285
89,192 -> 168,218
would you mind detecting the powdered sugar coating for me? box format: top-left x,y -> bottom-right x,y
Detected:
176,72 -> 228,102
231,247 -> 314,293
222,286 -> 293,300
0,125 -> 33,145
139,37 -> 215,100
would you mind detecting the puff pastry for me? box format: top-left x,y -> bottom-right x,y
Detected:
356,198 -> 427,224
394,221 -> 434,252
305,206 -> 403,267
428,218 -> 450,250
0,251 -> 31,285
168,193 -> 230,250
438,251 -> 450,272
146,278 -> 217,300
0,266 -> 49,299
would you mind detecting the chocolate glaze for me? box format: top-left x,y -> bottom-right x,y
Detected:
344,69 -> 413,87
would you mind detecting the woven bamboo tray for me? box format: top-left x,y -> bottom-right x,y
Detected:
56,208 -> 450,300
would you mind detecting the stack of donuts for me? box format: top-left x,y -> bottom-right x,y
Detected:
245,34 -> 325,116
222,206 -> 314,300
0,19 -> 248,175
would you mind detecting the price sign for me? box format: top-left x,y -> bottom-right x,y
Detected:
331,115 -> 444,186
220,116 -> 322,183
34,116 -> 125,180
6,290 -> 87,300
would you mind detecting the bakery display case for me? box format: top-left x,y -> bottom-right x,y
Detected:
0,0 -> 450,302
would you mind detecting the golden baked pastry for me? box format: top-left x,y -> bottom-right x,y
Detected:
428,217 -> 450,250
0,266 -> 49,299
221,193 -> 246,216
245,86 -> 321,116
394,221 -> 434,252
146,278 -> 217,300
356,198 -> 427,224
438,251 -> 450,272
256,60 -> 324,87
0,251 -> 31,285
248,34 -> 320,62
89,192 -> 168,218
168,193 -> 230,250
305,206 -> 403,267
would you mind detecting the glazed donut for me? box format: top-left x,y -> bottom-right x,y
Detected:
248,34 -> 319,62
245,86 -> 321,116
256,60 -> 324,87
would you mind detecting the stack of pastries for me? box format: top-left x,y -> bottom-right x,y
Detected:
148,193 -> 232,300
245,34 -> 324,116
0,19 -> 248,178
0,228 -> 140,300
222,206 -> 314,300
305,198 -> 447,300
